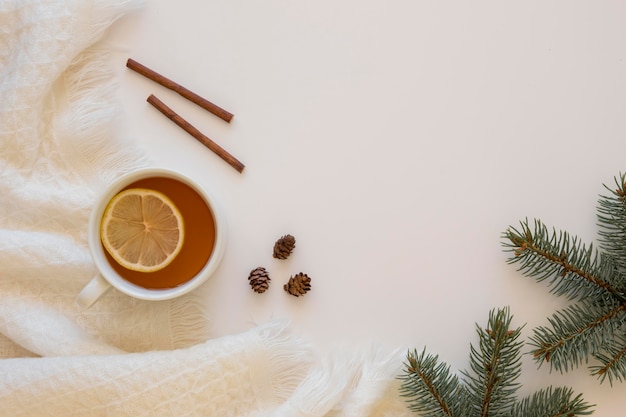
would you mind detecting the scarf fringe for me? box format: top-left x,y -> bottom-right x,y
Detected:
272,349 -> 361,417
330,347 -> 408,417
272,345 -> 409,417
257,320 -> 314,405
56,45 -> 150,189
169,294 -> 212,349
92,0 -> 145,31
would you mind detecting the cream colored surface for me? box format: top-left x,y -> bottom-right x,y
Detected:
104,1 -> 626,413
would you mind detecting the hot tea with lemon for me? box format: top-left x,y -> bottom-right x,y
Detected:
99,176 -> 216,289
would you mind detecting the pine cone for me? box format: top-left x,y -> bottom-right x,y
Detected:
273,234 -> 296,259
283,272 -> 311,297
248,267 -> 271,293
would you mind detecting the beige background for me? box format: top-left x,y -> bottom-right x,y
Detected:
104,1 -> 626,413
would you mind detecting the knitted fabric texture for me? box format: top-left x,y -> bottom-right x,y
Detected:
0,0 -> 208,358
0,321 -> 313,416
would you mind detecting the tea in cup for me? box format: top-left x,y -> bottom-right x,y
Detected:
77,168 -> 225,308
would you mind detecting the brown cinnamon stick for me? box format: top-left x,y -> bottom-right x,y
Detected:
127,58 -> 234,123
147,94 -> 244,173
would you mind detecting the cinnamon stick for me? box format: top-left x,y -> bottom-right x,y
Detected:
147,94 -> 244,173
127,58 -> 234,123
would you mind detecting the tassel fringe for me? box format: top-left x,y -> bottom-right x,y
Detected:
169,293 -> 212,350
257,320 -> 314,405
56,45 -> 151,189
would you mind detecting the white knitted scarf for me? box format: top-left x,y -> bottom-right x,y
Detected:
0,1 -> 411,415
0,0 -> 209,359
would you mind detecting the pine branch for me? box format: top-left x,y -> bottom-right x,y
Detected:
399,349 -> 465,417
501,173 -> 626,383
399,307 -> 592,416
590,331 -> 626,385
462,307 -> 523,417
503,219 -> 626,302
511,386 -> 594,417
597,173 -> 626,273
529,301 -> 626,373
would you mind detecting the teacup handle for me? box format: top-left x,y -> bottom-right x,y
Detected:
76,275 -> 111,308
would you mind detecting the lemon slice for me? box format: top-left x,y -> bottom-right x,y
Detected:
100,188 -> 184,272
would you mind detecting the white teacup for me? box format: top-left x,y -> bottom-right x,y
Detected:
76,167 -> 226,308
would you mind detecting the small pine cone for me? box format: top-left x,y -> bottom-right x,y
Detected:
248,267 -> 271,293
273,234 -> 296,259
283,272 -> 311,297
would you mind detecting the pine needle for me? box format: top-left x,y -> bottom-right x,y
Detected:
511,386 -> 594,417
399,349 -> 465,417
502,173 -> 626,383
529,302 -> 626,373
399,307 -> 592,416
503,219 -> 625,302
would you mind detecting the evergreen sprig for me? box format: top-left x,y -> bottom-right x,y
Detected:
503,173 -> 626,384
597,174 -> 626,271
400,349 -> 466,417
399,307 -> 592,417
510,387 -> 592,417
504,220 -> 624,302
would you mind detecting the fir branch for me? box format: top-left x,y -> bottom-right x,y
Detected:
530,301 -> 626,373
590,331 -> 626,385
399,307 -> 592,416
462,307 -> 523,417
511,386 -> 594,417
503,173 -> 626,383
503,219 -> 626,302
597,173 -> 626,273
399,349 -> 465,417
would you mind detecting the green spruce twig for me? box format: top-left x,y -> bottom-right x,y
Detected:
597,174 -> 626,271
503,173 -> 626,384
399,307 -> 593,416
400,349 -> 466,417
511,386 -> 592,417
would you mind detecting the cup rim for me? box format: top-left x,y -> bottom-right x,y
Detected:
88,167 -> 225,301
